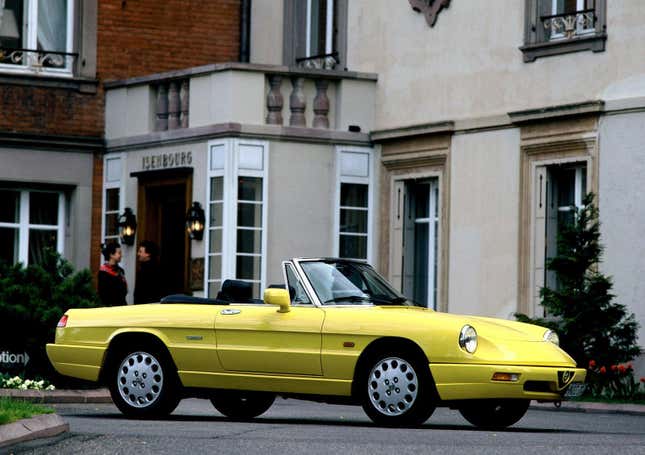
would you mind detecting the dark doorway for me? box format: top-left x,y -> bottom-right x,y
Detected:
135,171 -> 192,296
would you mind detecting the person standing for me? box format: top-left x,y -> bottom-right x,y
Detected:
98,242 -> 127,306
134,240 -> 162,304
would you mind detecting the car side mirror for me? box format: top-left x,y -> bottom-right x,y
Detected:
264,288 -> 291,313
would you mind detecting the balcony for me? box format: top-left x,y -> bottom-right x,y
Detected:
104,63 -> 377,146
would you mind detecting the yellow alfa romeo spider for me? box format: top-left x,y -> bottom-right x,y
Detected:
47,258 -> 586,428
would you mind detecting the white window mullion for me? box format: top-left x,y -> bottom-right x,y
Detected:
427,180 -> 438,310
325,0 -> 334,54
57,192 -> 65,253
18,191 -> 29,264
305,0 -> 313,57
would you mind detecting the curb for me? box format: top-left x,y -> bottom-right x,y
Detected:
0,414 -> 69,449
0,388 -> 112,404
531,400 -> 645,416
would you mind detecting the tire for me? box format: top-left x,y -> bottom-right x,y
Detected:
210,391 -> 276,420
458,399 -> 530,429
108,346 -> 181,419
360,351 -> 436,427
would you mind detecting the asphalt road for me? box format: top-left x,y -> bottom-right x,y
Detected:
7,398 -> 645,455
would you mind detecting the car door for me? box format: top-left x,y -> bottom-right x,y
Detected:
215,305 -> 324,375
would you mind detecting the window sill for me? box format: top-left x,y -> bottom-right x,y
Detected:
520,33 -> 607,63
0,71 -> 98,94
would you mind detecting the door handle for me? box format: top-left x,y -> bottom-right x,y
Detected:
220,309 -> 241,315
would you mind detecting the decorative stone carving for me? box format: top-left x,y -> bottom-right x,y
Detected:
180,80 -> 189,128
155,84 -> 169,131
265,75 -> 284,125
168,81 -> 180,130
409,0 -> 451,27
289,77 -> 306,127
313,79 -> 330,129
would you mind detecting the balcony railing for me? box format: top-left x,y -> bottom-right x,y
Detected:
104,63 -> 377,140
541,9 -> 596,41
153,79 -> 190,132
0,47 -> 77,72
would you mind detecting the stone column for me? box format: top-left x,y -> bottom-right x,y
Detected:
313,79 -> 330,129
265,75 -> 283,125
289,77 -> 306,127
180,80 -> 190,128
155,84 -> 169,131
168,81 -> 180,130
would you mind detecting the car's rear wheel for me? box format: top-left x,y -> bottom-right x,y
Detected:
108,346 -> 180,418
360,351 -> 436,427
458,399 -> 530,429
210,391 -> 276,419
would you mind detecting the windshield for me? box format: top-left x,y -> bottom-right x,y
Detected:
299,260 -> 412,306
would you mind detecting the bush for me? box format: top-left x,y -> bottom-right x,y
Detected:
515,193 -> 641,397
0,249 -> 99,383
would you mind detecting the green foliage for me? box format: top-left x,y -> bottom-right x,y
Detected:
516,193 -> 640,376
0,398 -> 54,425
0,249 -> 99,379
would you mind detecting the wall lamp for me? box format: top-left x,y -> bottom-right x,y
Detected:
118,207 -> 137,246
186,202 -> 205,241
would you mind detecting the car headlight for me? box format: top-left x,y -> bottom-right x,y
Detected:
459,325 -> 478,353
543,329 -> 560,346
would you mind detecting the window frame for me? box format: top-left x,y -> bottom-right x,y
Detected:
0,0 -> 76,76
334,146 -> 375,264
283,0 -> 348,69
206,139 -> 269,299
0,187 -> 65,265
521,0 -> 606,63
101,155 -> 124,248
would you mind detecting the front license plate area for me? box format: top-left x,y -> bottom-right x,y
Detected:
564,382 -> 586,398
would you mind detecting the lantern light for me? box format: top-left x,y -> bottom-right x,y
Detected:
118,208 -> 137,246
186,202 -> 205,241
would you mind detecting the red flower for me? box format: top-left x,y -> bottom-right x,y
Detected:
610,365 -> 618,372
627,362 -> 633,370
588,360 -> 596,369
618,365 -> 626,373
640,377 -> 645,383
599,366 -> 607,374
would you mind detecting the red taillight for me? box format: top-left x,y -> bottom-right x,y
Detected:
57,315 -> 68,328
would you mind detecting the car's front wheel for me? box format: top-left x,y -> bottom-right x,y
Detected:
458,399 -> 530,429
360,351 -> 436,427
108,346 -> 180,418
210,391 -> 276,420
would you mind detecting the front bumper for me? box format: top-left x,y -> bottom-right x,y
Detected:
430,363 -> 586,402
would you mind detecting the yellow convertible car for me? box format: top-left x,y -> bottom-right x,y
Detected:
47,258 -> 586,428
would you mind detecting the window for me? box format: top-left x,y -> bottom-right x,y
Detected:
335,148 -> 374,263
283,0 -> 347,69
0,0 -> 75,74
402,179 -> 439,309
521,0 -> 606,62
284,262 -> 312,305
544,164 -> 586,292
102,156 -> 122,245
206,140 -> 268,299
0,188 -> 65,265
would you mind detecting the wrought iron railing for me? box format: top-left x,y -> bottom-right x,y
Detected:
295,52 -> 338,70
0,47 -> 78,71
541,9 -> 596,40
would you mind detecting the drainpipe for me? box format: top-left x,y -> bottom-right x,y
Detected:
240,0 -> 251,62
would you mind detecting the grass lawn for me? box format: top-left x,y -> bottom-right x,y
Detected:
0,398 -> 54,425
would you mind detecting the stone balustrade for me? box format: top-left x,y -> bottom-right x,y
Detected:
104,63 -> 377,140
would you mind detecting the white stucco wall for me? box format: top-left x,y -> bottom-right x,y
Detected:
598,112 -> 645,352
347,0 -> 645,129
250,0 -> 284,65
448,128 -> 521,318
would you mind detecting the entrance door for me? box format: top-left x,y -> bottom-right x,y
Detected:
402,179 -> 439,309
137,174 -> 191,296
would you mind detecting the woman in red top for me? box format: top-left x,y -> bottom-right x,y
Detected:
98,242 -> 128,306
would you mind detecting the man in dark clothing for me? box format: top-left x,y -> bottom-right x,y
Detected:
98,242 -> 127,306
134,240 -> 162,304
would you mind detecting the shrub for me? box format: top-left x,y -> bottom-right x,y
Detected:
0,249 -> 99,382
515,193 -> 640,396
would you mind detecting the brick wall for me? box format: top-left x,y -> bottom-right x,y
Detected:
98,0 -> 241,81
